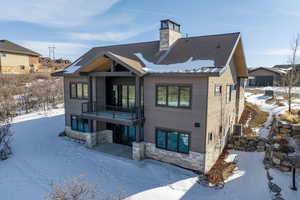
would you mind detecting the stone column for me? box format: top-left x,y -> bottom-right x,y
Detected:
85,132 -> 97,148
132,142 -> 145,161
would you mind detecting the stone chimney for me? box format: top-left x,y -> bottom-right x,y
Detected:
159,19 -> 182,51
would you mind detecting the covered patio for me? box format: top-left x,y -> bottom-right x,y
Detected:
93,143 -> 132,159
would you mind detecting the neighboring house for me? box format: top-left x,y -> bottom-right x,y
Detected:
37,57 -> 71,73
248,67 -> 287,87
53,19 -> 248,173
0,40 -> 41,74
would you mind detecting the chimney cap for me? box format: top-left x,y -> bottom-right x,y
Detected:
160,19 -> 181,32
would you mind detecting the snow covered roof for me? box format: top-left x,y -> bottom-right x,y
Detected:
134,53 -> 215,73
57,32 -> 242,76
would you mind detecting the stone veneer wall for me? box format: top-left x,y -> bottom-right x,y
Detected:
65,126 -> 87,141
65,127 -> 112,148
97,130 -> 113,144
133,142 -> 204,172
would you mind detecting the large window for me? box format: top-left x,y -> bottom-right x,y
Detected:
71,115 -> 89,132
156,85 -> 191,108
155,129 -> 189,153
112,84 -> 136,109
226,85 -> 233,103
70,83 -> 88,99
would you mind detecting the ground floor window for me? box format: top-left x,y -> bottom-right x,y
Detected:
155,128 -> 189,153
71,115 -> 89,132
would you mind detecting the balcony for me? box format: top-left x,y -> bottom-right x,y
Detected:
81,102 -> 140,126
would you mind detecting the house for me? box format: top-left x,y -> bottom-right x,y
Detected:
0,40 -> 41,74
248,67 -> 288,87
36,57 -> 71,73
53,19 -> 248,173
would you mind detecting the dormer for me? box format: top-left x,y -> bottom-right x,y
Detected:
159,19 -> 182,51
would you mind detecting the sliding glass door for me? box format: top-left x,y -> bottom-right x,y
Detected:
112,84 -> 135,109
110,124 -> 136,146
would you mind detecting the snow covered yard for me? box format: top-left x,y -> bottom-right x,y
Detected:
245,91 -> 300,199
0,108 -> 278,200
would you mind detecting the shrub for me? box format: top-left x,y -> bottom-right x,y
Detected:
279,110 -> 300,124
0,124 -> 12,160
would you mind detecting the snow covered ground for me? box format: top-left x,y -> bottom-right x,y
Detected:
245,91 -> 300,199
248,86 -> 300,94
0,108 -> 281,200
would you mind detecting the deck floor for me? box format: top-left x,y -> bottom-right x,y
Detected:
88,111 -> 136,120
93,143 -> 132,159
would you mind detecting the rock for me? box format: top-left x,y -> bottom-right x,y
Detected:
269,182 -> 281,194
58,131 -> 66,137
282,124 -> 292,129
266,170 -> 273,181
292,124 -> 300,131
281,160 -> 292,167
248,146 -> 257,152
257,146 -> 265,152
273,196 -> 285,200
273,151 -> 286,160
272,157 -> 281,165
279,166 -> 291,172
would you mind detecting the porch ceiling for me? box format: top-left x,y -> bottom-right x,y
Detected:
77,51 -> 145,76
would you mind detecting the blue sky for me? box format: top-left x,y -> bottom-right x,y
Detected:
1,0 -> 300,67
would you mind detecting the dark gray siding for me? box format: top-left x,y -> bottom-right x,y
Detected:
143,76 -> 208,153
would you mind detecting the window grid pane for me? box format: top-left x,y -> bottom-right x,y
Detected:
156,130 -> 166,149
178,134 -> 189,153
167,86 -> 179,107
179,87 -> 190,107
71,83 -> 77,98
77,83 -> 83,98
157,86 -> 167,105
128,85 -> 135,108
167,132 -> 178,151
122,85 -> 128,108
83,84 -> 88,98
71,116 -> 77,130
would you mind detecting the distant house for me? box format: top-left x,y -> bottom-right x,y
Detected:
53,19 -> 248,173
248,67 -> 288,86
0,40 -> 41,74
36,57 -> 71,73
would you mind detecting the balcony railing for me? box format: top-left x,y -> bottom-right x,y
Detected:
82,102 -> 139,121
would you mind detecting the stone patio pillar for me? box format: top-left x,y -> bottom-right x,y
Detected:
132,142 -> 145,161
85,132 -> 97,148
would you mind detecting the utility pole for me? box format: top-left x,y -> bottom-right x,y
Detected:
48,45 -> 56,60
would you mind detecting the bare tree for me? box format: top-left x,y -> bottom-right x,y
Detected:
46,176 -> 97,200
46,176 -> 128,200
283,34 -> 300,113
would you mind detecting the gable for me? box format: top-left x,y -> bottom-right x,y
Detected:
249,68 -> 281,76
232,39 -> 248,77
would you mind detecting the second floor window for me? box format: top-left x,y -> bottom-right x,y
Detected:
156,85 -> 191,108
70,83 -> 88,99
